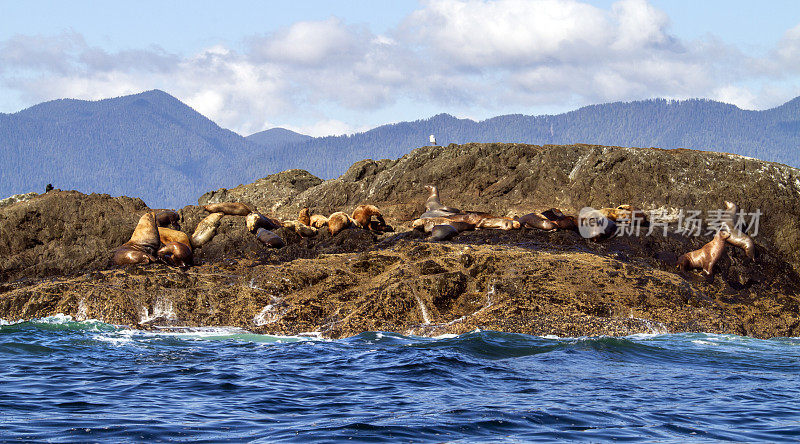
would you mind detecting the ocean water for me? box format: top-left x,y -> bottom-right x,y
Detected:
2,316 -> 800,442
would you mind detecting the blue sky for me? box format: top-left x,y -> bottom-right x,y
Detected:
1,0 -> 799,136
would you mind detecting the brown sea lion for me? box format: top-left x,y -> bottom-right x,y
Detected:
112,212 -> 162,266
256,228 -> 285,248
246,212 -> 281,233
721,201 -> 755,260
517,213 -> 556,230
157,241 -> 193,269
310,214 -> 329,228
423,185 -> 461,215
298,207 -> 311,226
112,247 -> 157,266
600,205 -> 649,226
476,217 -> 521,230
203,202 -> 252,216
128,212 -> 161,255
191,212 -> 224,248
328,212 -> 354,236
443,212 -> 493,225
155,210 -> 180,229
553,215 -> 579,231
283,220 -> 318,237
158,227 -> 192,251
430,224 -> 459,241
352,204 -> 391,232
677,230 -> 730,275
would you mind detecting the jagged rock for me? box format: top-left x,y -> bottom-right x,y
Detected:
2,143 -> 800,339
0,191 -> 148,282
197,169 -> 322,215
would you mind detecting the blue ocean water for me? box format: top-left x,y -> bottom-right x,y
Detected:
2,316 -> 800,442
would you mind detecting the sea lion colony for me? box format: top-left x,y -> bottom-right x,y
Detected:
113,185 -> 756,277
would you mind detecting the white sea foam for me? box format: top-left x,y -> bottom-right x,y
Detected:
253,300 -> 291,326
626,332 -> 666,340
39,313 -> 75,324
99,325 -> 321,344
432,333 -> 459,339
139,297 -> 176,324
76,298 -> 89,321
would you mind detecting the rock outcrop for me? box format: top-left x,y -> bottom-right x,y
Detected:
2,143 -> 800,339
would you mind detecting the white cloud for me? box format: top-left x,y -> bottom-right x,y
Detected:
404,0 -> 612,67
712,85 -> 758,109
284,119 -> 370,137
250,17 -> 366,67
611,0 -> 672,51
0,1 -> 799,136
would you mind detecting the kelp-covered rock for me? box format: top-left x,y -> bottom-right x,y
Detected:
2,143 -> 800,339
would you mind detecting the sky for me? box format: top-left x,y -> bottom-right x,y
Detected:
1,0 -> 799,136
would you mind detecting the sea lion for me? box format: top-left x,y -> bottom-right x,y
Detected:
541,208 -> 566,221
128,212 -> 161,255
578,210 -> 616,239
476,217 -> 521,230
430,224 -> 459,241
721,201 -> 756,260
157,241 -> 193,269
191,212 -> 224,248
310,214 -> 329,228
553,216 -> 579,231
328,212 -> 354,236
155,210 -> 180,229
517,213 -> 556,230
158,227 -> 192,251
538,209 -> 579,231
677,230 -> 730,275
112,212 -> 162,266
246,212 -> 281,233
442,212 -> 494,225
298,208 -> 311,226
283,220 -> 318,237
368,220 -> 394,232
256,228 -> 285,248
600,205 -> 649,226
424,185 -> 461,214
112,247 -> 157,266
202,202 -> 252,216
352,204 -> 392,232
412,217 -> 475,233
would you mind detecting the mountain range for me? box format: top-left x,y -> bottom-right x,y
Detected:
2,90 -> 799,208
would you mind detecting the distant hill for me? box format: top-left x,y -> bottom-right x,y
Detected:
3,91 -> 800,208
0,90 -> 273,208
247,128 -> 312,147
264,97 -> 800,179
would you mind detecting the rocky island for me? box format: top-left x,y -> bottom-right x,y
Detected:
2,143 -> 800,339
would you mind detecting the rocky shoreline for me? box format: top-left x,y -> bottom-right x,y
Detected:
2,143 -> 800,339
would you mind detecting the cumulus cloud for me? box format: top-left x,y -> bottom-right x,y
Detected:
0,1 -> 798,134
249,17 -> 368,67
